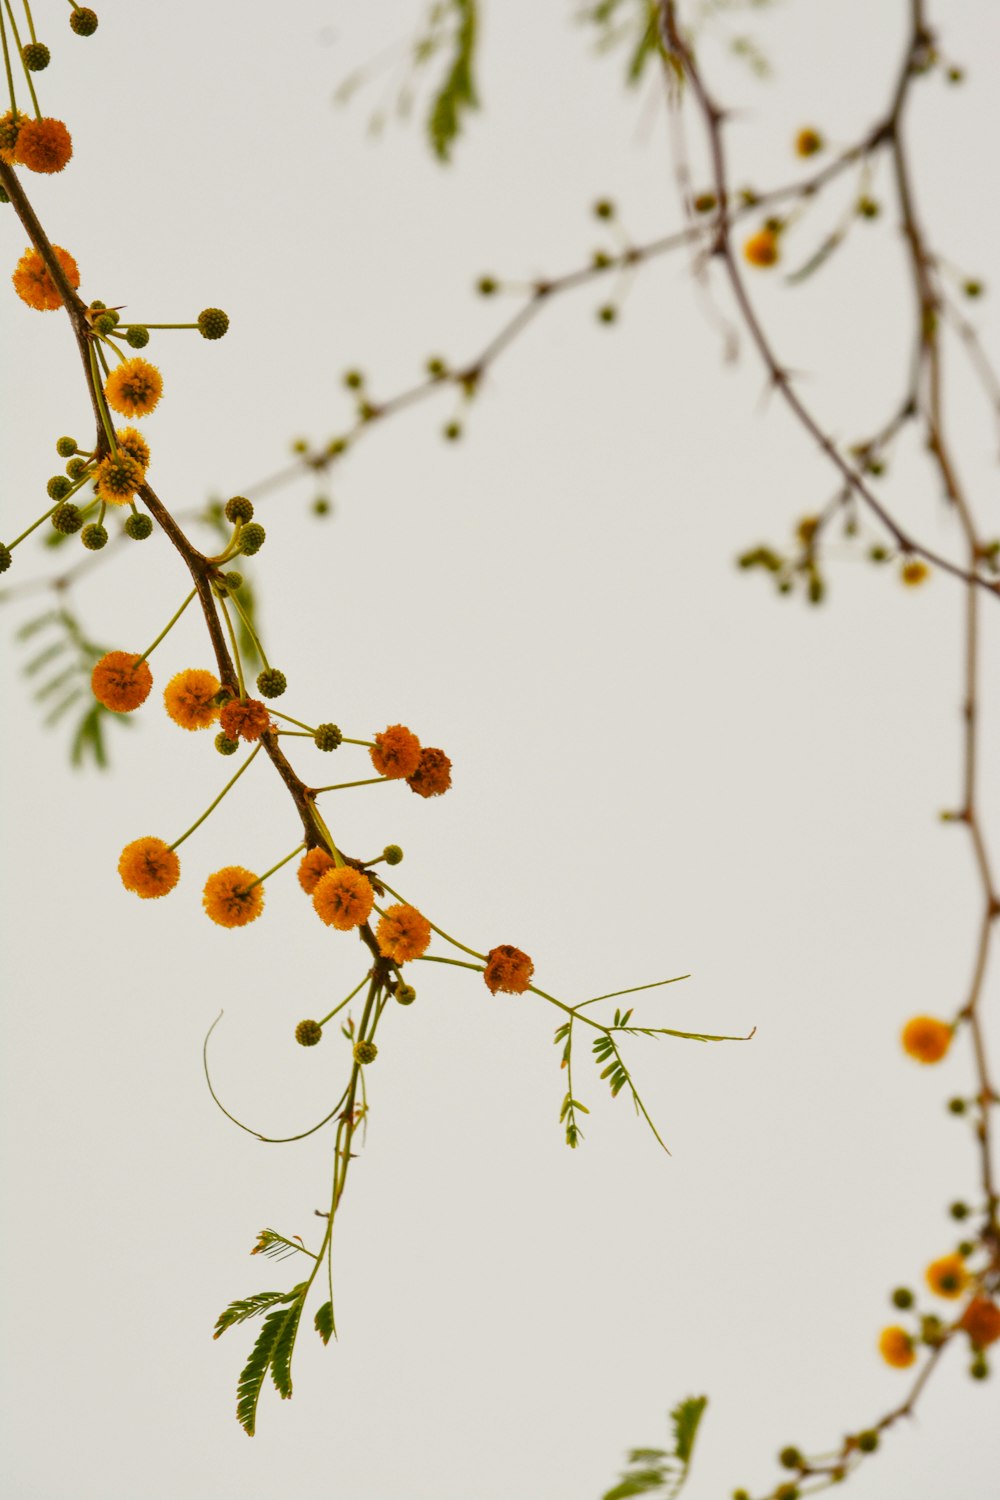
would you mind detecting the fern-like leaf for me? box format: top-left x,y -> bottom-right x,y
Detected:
270,1289 -> 306,1399
213,1288 -> 300,1340
314,1301 -> 335,1345
427,0 -> 478,161
235,1305 -> 286,1437
670,1395 -> 707,1467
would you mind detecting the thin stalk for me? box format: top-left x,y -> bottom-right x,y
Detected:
0,7 -> 17,115
242,843 -> 305,892
316,973 -> 370,1029
169,744 -> 262,852
379,879 -> 486,961
227,587 -> 270,669
216,592 -> 245,698
136,587 -> 196,664
2,0 -> 38,116
314,777 -> 388,793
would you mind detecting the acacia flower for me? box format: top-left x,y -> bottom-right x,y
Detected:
743,227 -> 779,268
312,866 -> 374,931
925,1253 -> 968,1299
408,746 -> 452,798
376,904 -> 432,963
483,944 -> 534,995
795,127 -> 823,157
105,358 -> 163,418
94,450 -> 144,505
900,1015 -> 952,1064
878,1326 -> 916,1369
116,427 -> 151,473
14,117 -> 73,174
164,668 -> 221,730
203,866 -> 264,928
901,559 -> 929,587
298,847 -> 335,894
12,245 -> 80,311
91,651 -> 153,712
219,696 -> 271,742
370,723 -> 422,779
958,1297 -> 1000,1350
118,837 -> 180,899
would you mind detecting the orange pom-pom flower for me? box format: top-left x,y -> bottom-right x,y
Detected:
91,651 -> 153,713
376,904 -> 432,963
878,1326 -> 916,1369
312,866 -> 374,931
164,669 -> 221,731
203,866 -> 264,928
14,117 -> 73,174
12,244 -> 80,311
105,358 -> 163,418
407,747 -> 452,798
219,696 -> 271,742
959,1297 -> 1000,1350
744,227 -> 779,268
298,847 -> 335,895
925,1253 -> 968,1300
901,1015 -> 952,1065
483,944 -> 534,995
118,837 -> 180,899
370,724 -> 422,779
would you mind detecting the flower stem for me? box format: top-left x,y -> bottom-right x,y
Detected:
136,587 -> 196,664
169,744 -> 262,852
378,879 -> 487,961
316,973 -> 370,1029
227,587 -> 270,670
242,844 -> 305,893
314,777 -> 388,793
216,592 -> 246,698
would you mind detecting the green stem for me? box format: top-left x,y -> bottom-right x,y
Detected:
308,804 -> 346,869
169,744 -> 262,852
7,499 -> 63,550
227,586 -> 269,669
316,973 -> 370,1029
216,592 -> 246,698
314,777 -> 388,793
2,0 -> 38,117
120,322 -> 199,330
414,954 -> 482,974
0,8 -> 17,115
21,1 -> 36,46
87,341 -> 118,453
136,587 -> 196,664
242,843 -> 305,892
269,709 -> 317,733
379,879 -> 486,961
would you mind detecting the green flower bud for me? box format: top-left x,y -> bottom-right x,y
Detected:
443,421 -> 462,442
198,307 -> 229,339
476,276 -> 498,296
81,523 -> 108,550
425,356 -> 447,377
597,304 -> 618,323
295,1019 -> 323,1047
215,732 -> 240,756
593,198 -> 615,219
947,1097 -> 967,1115
22,43 -> 51,71
353,1040 -> 378,1066
56,436 -> 77,458
51,503 -> 83,535
93,313 -> 116,336
0,543 -> 12,573
70,8 -> 99,36
312,496 -> 331,517
125,326 -> 150,349
222,570 -> 244,592
950,1201 -> 970,1220
891,1286 -> 914,1310
343,369 -> 364,389
856,1431 -> 879,1453
47,475 -> 72,500
239,523 -> 266,556
970,1355 -> 989,1380
66,456 -> 88,478
124,513 -> 153,540
256,668 -> 287,699
314,723 -> 342,751
224,495 -> 254,524
779,1448 -> 803,1471
395,983 -> 416,1006
383,844 -> 403,866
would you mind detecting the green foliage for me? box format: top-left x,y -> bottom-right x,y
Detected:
577,1 -> 663,84
427,0 -> 479,161
250,1227 -> 314,1262
314,1300 -> 335,1345
601,1396 -> 708,1500
14,607 -> 133,769
233,1289 -> 306,1436
212,1288 -> 301,1340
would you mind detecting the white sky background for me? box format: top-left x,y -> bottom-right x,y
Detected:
2,0 -> 1000,1496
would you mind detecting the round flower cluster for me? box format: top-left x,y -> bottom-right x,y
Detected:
164,669 -> 221,731
370,723 -> 452,797
312,866 -> 374,931
12,245 -> 80,311
91,651 -> 153,713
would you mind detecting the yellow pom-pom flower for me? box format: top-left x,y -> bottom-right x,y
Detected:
878,1326 -> 916,1369
312,866 -> 374,931
901,559 -> 929,587
743,227 -> 779,268
376,904 -> 432,963
203,866 -> 264,928
118,837 -> 180,899
94,451 -> 144,505
12,245 -> 80,312
925,1253 -> 968,1300
900,1015 -> 952,1064
105,358 -> 163,418
164,669 -> 221,731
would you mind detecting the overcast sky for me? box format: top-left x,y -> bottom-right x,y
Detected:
2,2 -> 999,1498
